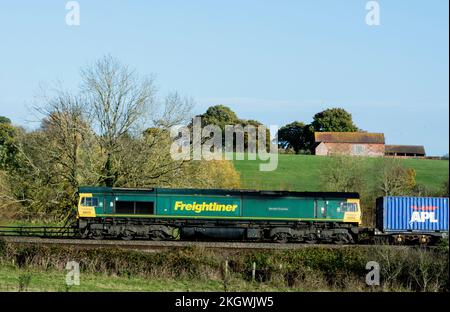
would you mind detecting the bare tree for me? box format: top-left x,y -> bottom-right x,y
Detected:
373,245 -> 409,290
81,55 -> 157,186
36,91 -> 93,189
1,56 -> 245,221
410,248 -> 448,292
81,56 -> 196,187
154,91 -> 194,128
320,155 -> 365,192
378,159 -> 416,196
113,92 -> 195,187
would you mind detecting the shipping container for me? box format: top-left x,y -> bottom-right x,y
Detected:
376,196 -> 449,233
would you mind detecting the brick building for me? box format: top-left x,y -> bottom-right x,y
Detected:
314,132 -> 385,157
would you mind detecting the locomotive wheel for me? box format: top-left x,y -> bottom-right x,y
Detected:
91,230 -> 104,240
150,230 -> 166,241
305,233 -> 318,244
273,232 -> 289,243
419,235 -> 430,246
392,234 -> 405,245
121,232 -> 134,241
334,232 -> 354,244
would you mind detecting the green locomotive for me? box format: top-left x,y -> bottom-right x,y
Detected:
76,186 -> 362,243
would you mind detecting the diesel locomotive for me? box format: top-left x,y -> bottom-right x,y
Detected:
75,186 -> 449,244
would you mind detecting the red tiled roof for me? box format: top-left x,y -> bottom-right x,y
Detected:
314,132 -> 385,144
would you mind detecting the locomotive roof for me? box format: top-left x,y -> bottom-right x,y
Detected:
78,186 -> 359,199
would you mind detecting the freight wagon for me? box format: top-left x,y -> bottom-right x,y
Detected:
76,187 -> 362,244
375,196 -> 449,244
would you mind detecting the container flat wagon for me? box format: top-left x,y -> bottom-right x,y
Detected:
376,196 -> 449,244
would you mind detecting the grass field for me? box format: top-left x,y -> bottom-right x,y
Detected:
232,154 -> 449,192
0,265 -> 310,292
1,242 -> 446,292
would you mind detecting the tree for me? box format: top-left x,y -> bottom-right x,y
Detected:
0,170 -> 24,219
0,121 -> 20,171
320,155 -> 366,193
26,91 -> 98,216
1,56 -> 245,221
38,92 -> 94,188
199,105 -> 240,130
241,119 -> 271,153
0,116 -> 11,124
311,108 -> 358,132
377,159 -> 416,196
0,118 -> 26,219
198,105 -> 270,152
319,155 -> 377,225
277,121 -> 309,154
170,159 -> 240,189
81,55 -> 157,186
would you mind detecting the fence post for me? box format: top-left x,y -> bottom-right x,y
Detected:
224,260 -> 228,276
252,262 -> 256,282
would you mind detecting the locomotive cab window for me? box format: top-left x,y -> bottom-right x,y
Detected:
340,202 -> 357,212
115,201 -> 154,215
81,197 -> 99,207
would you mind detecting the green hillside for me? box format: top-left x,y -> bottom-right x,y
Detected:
232,154 -> 449,193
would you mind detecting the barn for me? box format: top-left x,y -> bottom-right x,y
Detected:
314,132 -> 385,157
385,145 -> 426,157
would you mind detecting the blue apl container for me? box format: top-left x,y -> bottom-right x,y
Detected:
376,196 -> 449,233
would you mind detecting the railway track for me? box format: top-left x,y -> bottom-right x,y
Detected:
0,226 -> 441,250
0,236 -> 391,251
0,225 -> 362,250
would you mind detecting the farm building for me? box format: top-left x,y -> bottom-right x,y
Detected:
385,145 -> 426,157
314,132 -> 385,157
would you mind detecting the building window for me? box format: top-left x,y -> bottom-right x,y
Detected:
352,144 -> 365,155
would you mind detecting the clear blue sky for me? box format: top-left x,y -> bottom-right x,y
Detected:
0,0 -> 448,155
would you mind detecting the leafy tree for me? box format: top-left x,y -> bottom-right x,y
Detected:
0,116 -> 11,124
0,122 -> 20,171
241,119 -> 271,152
199,105 -> 241,134
170,160 -> 240,189
0,171 -> 23,219
277,121 -> 310,154
198,105 -> 270,152
281,108 -> 359,154
199,105 -> 240,130
311,108 -> 358,132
